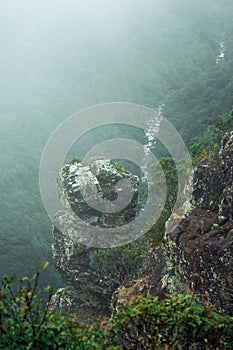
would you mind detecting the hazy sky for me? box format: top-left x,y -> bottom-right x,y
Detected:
0,0 -> 171,115
0,0 -> 227,118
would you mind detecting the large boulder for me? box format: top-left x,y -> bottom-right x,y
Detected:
51,158 -> 141,322
57,158 -> 139,229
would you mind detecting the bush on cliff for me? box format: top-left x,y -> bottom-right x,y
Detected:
0,266 -> 232,349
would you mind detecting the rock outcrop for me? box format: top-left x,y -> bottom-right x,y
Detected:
51,158 -> 141,323
113,132 -> 233,315
57,158 -> 139,230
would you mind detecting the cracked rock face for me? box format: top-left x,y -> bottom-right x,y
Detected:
51,158 -> 141,322
57,158 -> 139,228
112,132 -> 233,315
191,131 -> 233,222
158,131 -> 233,315
162,208 -> 232,314
161,132 -> 233,315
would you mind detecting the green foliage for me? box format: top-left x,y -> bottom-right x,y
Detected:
0,267 -> 119,350
89,242 -> 145,285
208,111 -> 233,143
147,158 -> 189,247
151,158 -> 178,213
109,294 -> 233,349
189,141 -> 219,165
189,110 -> 233,164
110,160 -> 129,174
1,269 -> 232,349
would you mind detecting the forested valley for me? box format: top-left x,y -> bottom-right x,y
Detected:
0,0 -> 233,319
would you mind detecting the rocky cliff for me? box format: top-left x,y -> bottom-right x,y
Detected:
113,131 -> 233,316
52,132 -> 233,323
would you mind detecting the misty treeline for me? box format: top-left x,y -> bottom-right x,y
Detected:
0,0 -> 233,289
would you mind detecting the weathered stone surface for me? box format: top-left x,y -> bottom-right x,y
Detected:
52,158 -> 141,323
191,131 -> 233,222
111,276 -> 152,313
112,132 -> 233,315
52,210 -> 131,297
111,247 -> 167,313
50,286 -> 109,325
162,209 -> 233,314
57,158 -> 139,228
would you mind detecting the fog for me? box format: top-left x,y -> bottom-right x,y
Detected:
0,0 -> 170,284
0,0 -> 168,114
0,0 -> 231,287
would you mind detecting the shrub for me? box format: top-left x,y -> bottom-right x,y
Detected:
109,294 -> 233,349
0,267 -> 232,349
0,263 -> 117,350
89,242 -> 145,286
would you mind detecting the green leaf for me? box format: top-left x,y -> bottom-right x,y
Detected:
44,285 -> 52,293
40,261 -> 49,270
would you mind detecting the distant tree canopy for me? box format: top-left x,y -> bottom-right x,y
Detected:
189,110 -> 233,164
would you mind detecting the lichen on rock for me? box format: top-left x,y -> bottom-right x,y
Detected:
57,158 -> 139,228
112,131 -> 233,316
160,133 -> 233,314
51,158 -> 142,322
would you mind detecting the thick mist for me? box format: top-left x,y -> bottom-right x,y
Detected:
0,0 -> 232,288
0,0 -> 171,118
